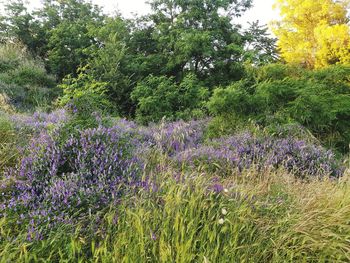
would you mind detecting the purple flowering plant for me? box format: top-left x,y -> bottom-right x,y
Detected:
175,132 -> 343,178
148,119 -> 208,155
10,109 -> 69,132
1,121 -> 149,237
0,113 -> 345,242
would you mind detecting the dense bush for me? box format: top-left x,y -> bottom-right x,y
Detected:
131,74 -> 209,124
208,64 -> 350,152
56,66 -> 113,134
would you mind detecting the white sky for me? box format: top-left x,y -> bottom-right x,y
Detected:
239,0 -> 280,27
1,0 -> 280,27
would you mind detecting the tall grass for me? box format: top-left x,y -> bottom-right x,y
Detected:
1,148 -> 349,262
0,114 -> 19,175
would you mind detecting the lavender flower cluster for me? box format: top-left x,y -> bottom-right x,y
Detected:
147,119 -> 208,155
175,132 -> 343,178
0,115 -> 344,241
1,122 -> 147,237
10,109 -> 69,132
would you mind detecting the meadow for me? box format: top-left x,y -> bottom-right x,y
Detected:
1,0 -> 350,262
0,108 -> 349,262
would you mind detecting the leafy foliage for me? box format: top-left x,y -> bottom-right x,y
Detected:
272,0 -> 350,68
131,74 -> 209,123
57,66 -> 111,135
244,21 -> 278,65
58,66 -> 110,116
208,64 -> 350,152
1,0 -> 278,119
145,0 -> 253,85
1,0 -> 104,79
76,17 -> 133,116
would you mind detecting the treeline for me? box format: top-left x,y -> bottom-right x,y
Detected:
0,0 -> 276,115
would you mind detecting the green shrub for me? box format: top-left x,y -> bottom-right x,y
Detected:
0,61 -> 56,88
207,81 -> 255,118
255,63 -> 305,82
208,64 -> 350,153
58,66 -> 111,116
131,74 -> 209,124
57,66 -> 112,140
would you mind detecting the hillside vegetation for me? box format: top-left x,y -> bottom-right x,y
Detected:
0,0 -> 350,262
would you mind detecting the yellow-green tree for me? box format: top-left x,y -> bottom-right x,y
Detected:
272,0 -> 350,68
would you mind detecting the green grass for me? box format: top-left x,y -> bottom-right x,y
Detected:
0,114 -> 20,175
1,149 -> 350,262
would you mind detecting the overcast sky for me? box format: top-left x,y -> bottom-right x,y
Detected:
1,0 -> 279,26
97,0 -> 279,26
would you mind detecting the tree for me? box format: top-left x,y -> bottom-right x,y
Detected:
78,0 -> 258,117
244,21 -> 278,65
1,0 -> 105,79
272,0 -> 350,68
0,1 -> 45,55
84,17 -> 133,116
42,0 -> 105,79
137,0 -> 253,87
